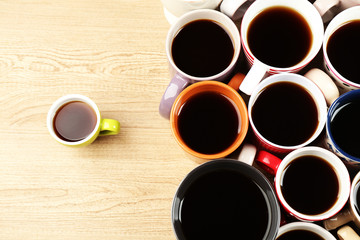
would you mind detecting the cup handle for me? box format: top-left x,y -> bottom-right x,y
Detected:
256,151 -> 281,175
304,68 -> 339,106
239,59 -> 268,95
159,74 -> 189,119
338,226 -> 360,240
237,143 -> 257,165
323,208 -> 353,230
313,0 -> 340,18
220,0 -> 254,20
99,119 -> 120,136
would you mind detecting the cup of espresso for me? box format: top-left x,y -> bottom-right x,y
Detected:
248,73 -> 327,154
324,169 -> 360,231
276,222 -> 336,240
159,9 -> 241,119
172,159 -> 281,240
323,6 -> 360,93
47,94 -> 120,147
239,0 -> 324,95
325,89 -> 360,167
256,146 -> 350,222
170,80 -> 248,159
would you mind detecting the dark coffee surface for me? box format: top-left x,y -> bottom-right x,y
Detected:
177,91 -> 239,154
251,82 -> 318,146
281,155 -> 339,215
53,101 -> 97,142
171,19 -> 234,77
327,20 -> 360,83
276,229 -> 325,240
330,101 -> 360,158
180,169 -> 269,239
247,6 -> 312,68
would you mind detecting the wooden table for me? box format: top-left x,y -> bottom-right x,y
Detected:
0,1 -> 200,239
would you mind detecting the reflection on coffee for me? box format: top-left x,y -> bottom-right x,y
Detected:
53,101 -> 97,142
326,20 -> 360,83
171,19 -> 234,77
177,91 -> 239,154
330,100 -> 360,158
180,169 -> 270,239
281,155 -> 339,215
276,229 -> 325,240
247,6 -> 312,68
251,82 -> 318,146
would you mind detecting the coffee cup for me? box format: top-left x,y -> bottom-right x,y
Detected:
159,9 -> 241,119
325,89 -> 360,168
172,158 -> 281,239
248,73 -> 328,154
47,94 -> 120,147
161,0 -> 255,24
170,78 -> 248,159
324,170 -> 360,231
256,146 -> 350,222
239,0 -> 324,95
276,222 -> 336,239
314,0 -> 360,23
338,226 -> 360,240
323,6 -> 360,93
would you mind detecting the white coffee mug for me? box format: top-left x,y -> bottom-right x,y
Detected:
277,222 -> 336,239
239,0 -> 324,95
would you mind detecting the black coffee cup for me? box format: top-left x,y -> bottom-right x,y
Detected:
172,159 -> 281,240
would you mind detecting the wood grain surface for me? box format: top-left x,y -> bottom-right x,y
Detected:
0,1 -> 201,239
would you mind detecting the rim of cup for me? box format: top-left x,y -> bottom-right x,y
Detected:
166,9 -> 241,82
172,159 -> 281,240
46,94 -> 101,146
277,222 -> 336,239
274,146 -> 351,221
323,6 -> 360,88
248,73 -> 327,151
350,171 -> 360,222
240,0 -> 324,72
170,81 -> 249,159
326,89 -> 360,163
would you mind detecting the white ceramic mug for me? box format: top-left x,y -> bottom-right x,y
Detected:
276,222 -> 336,239
159,9 -> 241,119
161,0 -> 255,24
323,6 -> 360,93
239,0 -> 324,95
248,73 -> 328,154
256,146 -> 351,222
314,0 -> 360,23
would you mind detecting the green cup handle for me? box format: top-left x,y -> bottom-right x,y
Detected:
99,119 -> 120,136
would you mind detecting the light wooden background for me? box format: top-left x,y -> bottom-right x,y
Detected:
0,1 -> 205,239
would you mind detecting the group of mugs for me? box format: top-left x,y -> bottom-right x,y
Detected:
158,0 -> 360,239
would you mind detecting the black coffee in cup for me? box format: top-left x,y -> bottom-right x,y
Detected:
172,160 -> 280,240
177,91 -> 239,154
326,20 -> 360,82
171,19 -> 234,77
251,81 -> 318,146
280,155 -> 339,215
276,229 -> 325,240
247,6 -> 312,68
53,101 -> 97,142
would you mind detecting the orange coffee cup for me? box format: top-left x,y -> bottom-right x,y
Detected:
170,74 -> 249,159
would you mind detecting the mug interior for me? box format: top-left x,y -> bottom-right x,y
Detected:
248,73 -> 327,151
166,9 -> 241,82
274,147 -> 350,221
170,81 -> 248,159
326,89 -> 360,163
47,94 -> 101,146
172,159 -> 280,240
323,6 -> 360,87
241,0 -> 323,71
